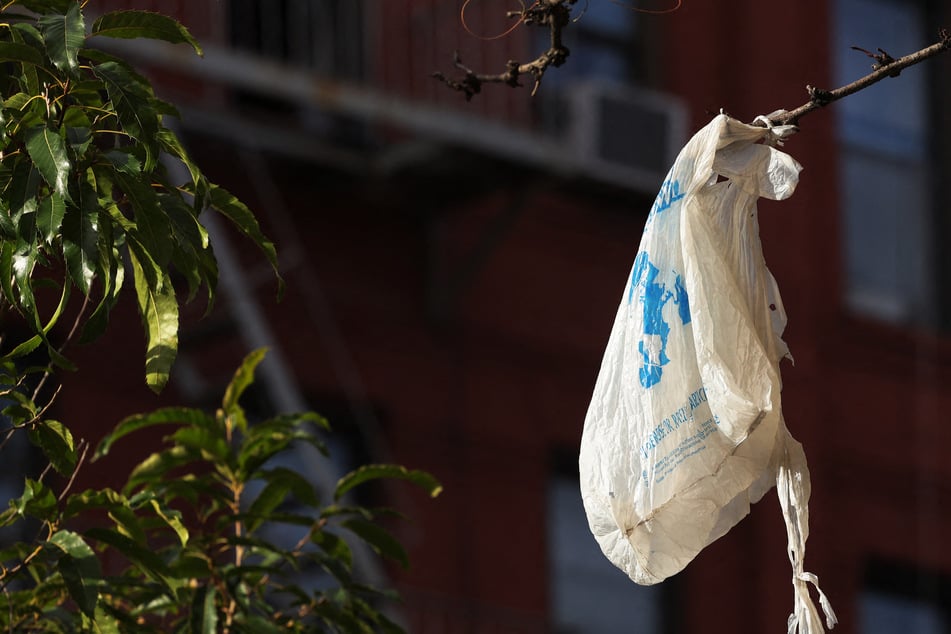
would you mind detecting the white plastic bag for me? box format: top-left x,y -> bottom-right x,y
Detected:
579,114 -> 836,633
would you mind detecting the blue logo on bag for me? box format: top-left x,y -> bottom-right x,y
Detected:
645,178 -> 684,228
629,251 -> 691,388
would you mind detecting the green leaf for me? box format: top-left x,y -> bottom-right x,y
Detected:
0,240 -> 16,306
48,530 -> 101,618
0,41 -> 44,68
238,413 -> 329,477
62,182 -> 99,295
92,61 -> 159,170
341,518 -> 409,569
170,424 -> 229,462
91,10 -> 203,56
8,25 -> 43,95
0,199 -> 15,240
222,347 -> 267,424
246,468 -> 320,532
206,185 -> 283,298
36,191 -> 65,244
85,606 -> 121,634
103,149 -> 141,175
12,249 -> 39,329
335,464 -> 443,501
148,498 -> 189,548
311,530 -> 353,570
126,446 -> 197,492
113,170 -> 172,267
14,478 -> 58,521
5,157 -> 41,221
37,1 -> 85,78
80,204 -> 124,343
85,527 -> 173,591
157,128 -> 205,210
108,503 -> 146,544
2,333 -> 42,360
95,406 -> 214,459
169,553 -> 212,579
25,126 -> 72,200
158,191 -> 212,302
190,585 -> 219,634
129,243 -> 178,393
28,419 -> 77,475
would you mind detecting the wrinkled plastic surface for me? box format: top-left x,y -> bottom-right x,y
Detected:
579,114 -> 835,633
580,113 -> 800,582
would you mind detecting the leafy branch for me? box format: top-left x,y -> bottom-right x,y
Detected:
0,3 -> 441,632
0,1 -> 281,393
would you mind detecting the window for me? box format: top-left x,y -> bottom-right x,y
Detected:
834,0 -> 934,324
228,0 -> 365,79
536,1 -> 647,132
556,3 -> 642,85
548,473 -> 667,634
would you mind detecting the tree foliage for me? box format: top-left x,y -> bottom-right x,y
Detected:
0,0 -> 279,392
1,349 -> 439,632
0,2 -> 439,631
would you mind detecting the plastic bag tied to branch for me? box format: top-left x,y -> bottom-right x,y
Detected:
579,114 -> 835,633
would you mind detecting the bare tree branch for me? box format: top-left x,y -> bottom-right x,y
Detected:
764,28 -> 951,126
433,0 -> 575,100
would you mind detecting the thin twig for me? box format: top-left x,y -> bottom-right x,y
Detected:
30,293 -> 91,405
765,29 -> 951,126
0,383 -> 63,454
56,439 -> 89,503
434,0 -> 574,99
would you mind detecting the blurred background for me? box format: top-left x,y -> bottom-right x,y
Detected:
14,0 -> 951,632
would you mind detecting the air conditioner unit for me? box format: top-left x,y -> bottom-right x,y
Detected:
566,82 -> 688,193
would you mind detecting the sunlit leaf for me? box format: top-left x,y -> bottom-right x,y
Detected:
48,530 -> 101,617
206,185 -> 283,298
129,243 -> 178,393
335,464 -> 443,501
25,126 -> 71,200
170,425 -> 229,462
15,478 -> 58,521
222,347 -> 267,425
126,445 -> 197,492
62,182 -> 99,295
91,10 -> 202,56
80,206 -> 123,343
12,249 -> 39,329
95,407 -> 213,459
28,418 -> 77,475
37,1 -> 85,78
238,413 -> 329,476
113,170 -> 171,267
92,61 -> 159,170
148,498 -> 189,548
36,191 -> 65,244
